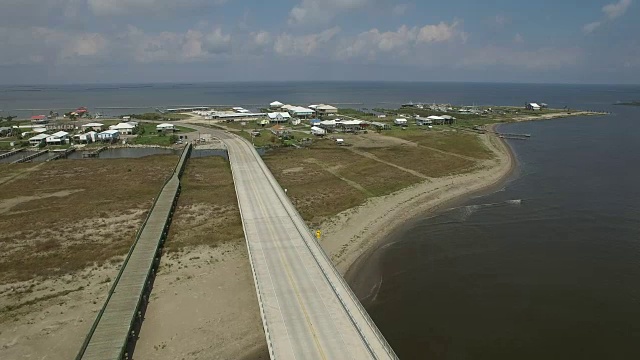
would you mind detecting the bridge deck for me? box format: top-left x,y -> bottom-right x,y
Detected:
225,136 -> 397,360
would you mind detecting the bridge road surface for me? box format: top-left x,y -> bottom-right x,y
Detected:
221,132 -> 398,360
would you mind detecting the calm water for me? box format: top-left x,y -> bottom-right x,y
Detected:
1,82 -> 634,118
348,99 -> 640,357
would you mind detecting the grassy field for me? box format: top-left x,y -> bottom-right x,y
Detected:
383,127 -> 495,159
264,149 -> 368,225
0,155 -> 179,284
264,145 -> 425,225
164,157 -> 244,252
365,146 -> 476,177
132,123 -> 196,146
0,140 -> 17,150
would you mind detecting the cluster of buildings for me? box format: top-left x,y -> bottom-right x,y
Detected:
29,107 -> 87,124
401,102 -> 456,113
269,102 -> 338,118
22,118 -> 179,147
189,101 -> 339,123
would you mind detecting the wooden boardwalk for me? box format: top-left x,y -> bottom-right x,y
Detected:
76,144 -> 191,360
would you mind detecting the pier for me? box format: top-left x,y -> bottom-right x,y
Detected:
0,148 -> 24,160
496,133 -> 530,140
11,150 -> 48,164
48,148 -> 76,162
83,147 -> 107,158
76,144 -> 191,360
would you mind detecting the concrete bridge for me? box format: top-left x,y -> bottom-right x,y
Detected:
219,131 -> 398,359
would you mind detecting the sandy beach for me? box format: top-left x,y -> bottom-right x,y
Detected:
320,127 -> 515,276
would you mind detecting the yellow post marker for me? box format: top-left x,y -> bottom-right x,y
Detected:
315,230 -> 321,239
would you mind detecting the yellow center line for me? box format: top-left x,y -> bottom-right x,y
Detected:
242,141 -> 328,360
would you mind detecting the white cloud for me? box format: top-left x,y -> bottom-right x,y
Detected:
337,21 -> 467,60
119,26 -> 232,63
252,31 -> 272,47
583,21 -> 602,33
66,33 -> 109,57
392,4 -> 411,16
0,26 -> 109,65
87,0 -> 225,16
583,0 -> 632,33
493,14 -> 511,27
417,21 -> 466,43
514,33 -> 524,44
274,27 -> 341,56
603,0 -> 632,19
288,0 -> 370,25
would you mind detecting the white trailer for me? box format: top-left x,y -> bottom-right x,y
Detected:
311,126 -> 327,136
394,118 -> 408,126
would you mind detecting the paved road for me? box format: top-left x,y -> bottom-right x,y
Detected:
218,130 -> 397,360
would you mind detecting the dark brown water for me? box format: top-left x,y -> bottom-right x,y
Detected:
349,108 -> 640,358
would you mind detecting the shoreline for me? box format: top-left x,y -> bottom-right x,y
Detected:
318,124 -> 517,282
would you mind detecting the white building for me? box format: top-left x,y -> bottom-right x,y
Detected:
527,103 -> 541,111
416,117 -> 433,126
269,101 -> 284,109
311,126 -> 327,136
337,120 -> 364,132
109,122 -> 136,135
156,123 -> 176,132
394,118 -> 408,126
45,131 -> 69,145
319,120 -> 337,129
233,107 -> 250,113
289,106 -> 314,118
74,131 -> 98,144
28,133 -> 49,146
267,112 -> 292,123
98,129 -> 120,142
315,104 -> 338,116
82,122 -> 104,132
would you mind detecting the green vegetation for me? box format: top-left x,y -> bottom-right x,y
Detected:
385,128 -> 494,159
0,139 -> 20,150
236,129 -> 280,147
132,123 -> 195,146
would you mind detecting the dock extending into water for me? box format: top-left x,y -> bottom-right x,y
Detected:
48,148 -> 76,162
496,132 -> 531,140
83,147 -> 107,158
11,150 -> 48,164
75,144 -> 192,360
0,148 -> 24,160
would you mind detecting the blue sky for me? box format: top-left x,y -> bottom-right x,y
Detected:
0,0 -> 638,84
